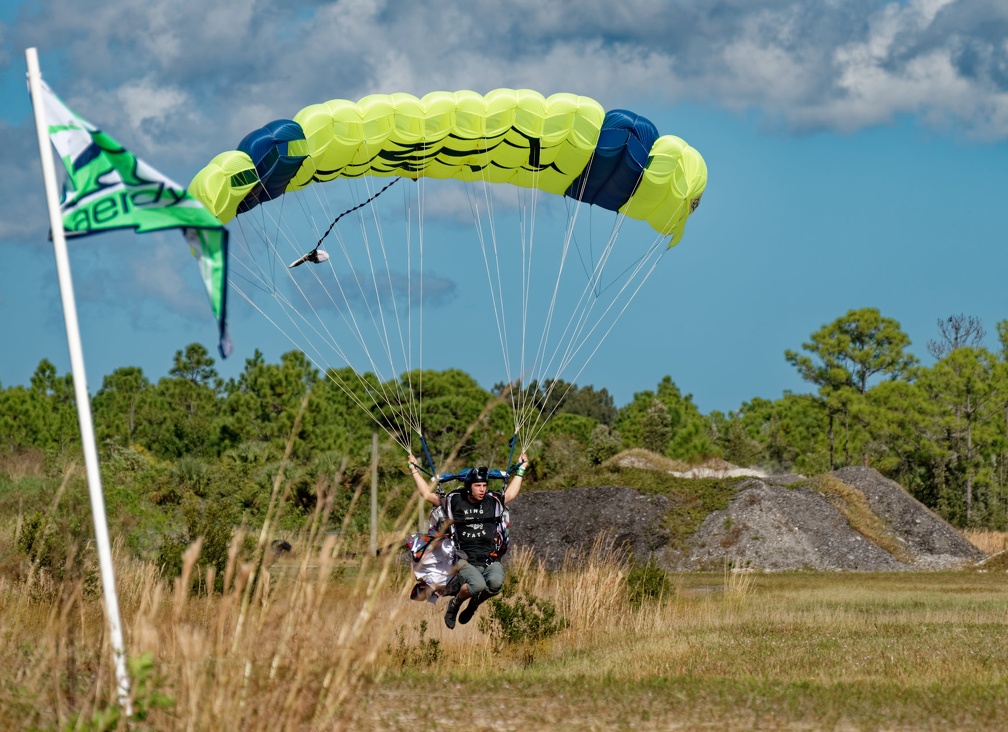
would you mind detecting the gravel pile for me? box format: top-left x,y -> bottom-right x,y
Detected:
508,486 -> 670,571
672,479 -> 908,571
831,467 -> 985,569
505,468 -> 986,572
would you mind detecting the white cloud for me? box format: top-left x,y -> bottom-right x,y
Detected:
7,0 -> 1008,250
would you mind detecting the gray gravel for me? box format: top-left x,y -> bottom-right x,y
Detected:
831,466 -> 985,568
508,486 -> 670,571
671,479 -> 908,571
505,468 -> 985,572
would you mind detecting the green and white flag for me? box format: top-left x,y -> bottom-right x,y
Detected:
41,80 -> 231,357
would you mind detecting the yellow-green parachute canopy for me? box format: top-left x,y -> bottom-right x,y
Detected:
189,89 -> 706,246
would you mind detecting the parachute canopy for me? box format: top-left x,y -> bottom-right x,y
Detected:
189,89 -> 706,245
186,89 -> 708,453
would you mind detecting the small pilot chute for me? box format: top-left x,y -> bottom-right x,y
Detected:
287,247 -> 330,269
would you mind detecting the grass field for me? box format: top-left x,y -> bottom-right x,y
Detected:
2,523 -> 1007,731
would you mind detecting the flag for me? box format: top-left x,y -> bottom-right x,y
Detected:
41,80 -> 231,357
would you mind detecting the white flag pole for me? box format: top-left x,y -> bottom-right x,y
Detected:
24,47 -> 133,715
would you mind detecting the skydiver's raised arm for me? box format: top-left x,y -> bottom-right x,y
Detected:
408,454 -> 441,506
503,453 -> 529,504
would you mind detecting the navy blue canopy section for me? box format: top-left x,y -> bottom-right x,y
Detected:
236,119 -> 306,214
565,109 -> 659,212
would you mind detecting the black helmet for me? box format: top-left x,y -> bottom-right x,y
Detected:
464,466 -> 489,491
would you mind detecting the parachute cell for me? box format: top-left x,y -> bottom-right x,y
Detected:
235,119 -> 307,213
565,109 -> 659,213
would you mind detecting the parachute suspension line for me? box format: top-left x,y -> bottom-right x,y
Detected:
517,171 -> 543,443
401,176 -> 420,440
356,174 -> 416,435
522,233 -> 668,443
515,167 -> 659,443
558,243 -> 665,393
322,198 -> 409,421
568,194 -> 658,299
469,172 -> 534,450
228,278 -> 406,447
479,175 -> 512,384
242,230 -> 413,436
516,197 -> 592,441
545,211 -> 629,375
523,215 -> 629,439
530,145 -> 604,370
516,186 -> 590,437
279,186 -> 399,407
399,170 -> 423,440
413,138 -> 428,440
228,192 -> 309,297
464,175 -> 513,390
349,169 -> 421,439
549,192 -> 634,359
281,171 -> 420,440
227,217 -> 276,296
462,175 -> 531,445
277,151 -> 415,441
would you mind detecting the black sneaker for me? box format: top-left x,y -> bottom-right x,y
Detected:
444,597 -> 461,630
458,598 -> 480,625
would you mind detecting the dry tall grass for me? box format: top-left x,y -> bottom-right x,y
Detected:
0,392 -> 424,730
966,529 -> 1008,555
4,521 -> 1008,730
0,498 -> 424,731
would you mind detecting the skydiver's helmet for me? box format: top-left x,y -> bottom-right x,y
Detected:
464,466 -> 490,495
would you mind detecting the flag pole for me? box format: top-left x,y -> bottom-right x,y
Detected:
24,47 -> 133,715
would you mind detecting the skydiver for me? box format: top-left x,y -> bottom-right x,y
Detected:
408,452 -> 529,629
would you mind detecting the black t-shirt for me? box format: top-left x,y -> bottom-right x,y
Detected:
447,491 -> 502,565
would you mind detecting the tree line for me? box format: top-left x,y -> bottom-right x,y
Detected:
3,307 -> 1008,536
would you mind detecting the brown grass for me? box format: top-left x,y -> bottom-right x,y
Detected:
809,474 -> 914,564
0,447 -> 46,482
3,526 -> 1008,730
966,529 -> 1008,555
603,448 -> 691,473
0,505 -> 425,730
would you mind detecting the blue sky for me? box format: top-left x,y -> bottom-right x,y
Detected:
2,0 -> 1007,415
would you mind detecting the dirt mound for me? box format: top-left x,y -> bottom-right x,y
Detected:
607,449 -> 688,472
673,479 -> 908,571
508,486 -> 670,571
831,467 -> 985,567
507,468 -> 985,572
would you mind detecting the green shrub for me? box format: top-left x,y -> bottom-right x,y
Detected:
626,560 -> 672,608
157,494 -> 249,592
587,424 -> 622,466
478,592 -> 567,649
538,433 -> 589,483
386,620 -> 442,667
17,506 -> 96,589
